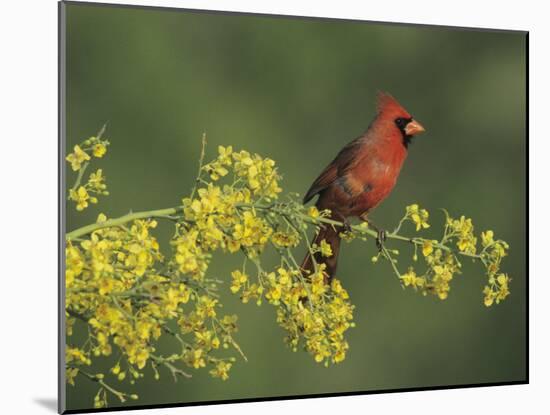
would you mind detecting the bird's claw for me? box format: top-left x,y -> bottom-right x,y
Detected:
363,217 -> 386,251
376,229 -> 386,252
342,219 -> 353,233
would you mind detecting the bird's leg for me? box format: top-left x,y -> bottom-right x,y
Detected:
360,213 -> 386,252
333,212 -> 352,233
341,218 -> 352,233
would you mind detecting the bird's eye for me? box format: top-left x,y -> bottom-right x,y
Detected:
395,117 -> 412,129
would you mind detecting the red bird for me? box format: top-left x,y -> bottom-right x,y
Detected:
301,92 -> 425,282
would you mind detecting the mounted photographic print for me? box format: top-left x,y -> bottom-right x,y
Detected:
59,1 -> 528,413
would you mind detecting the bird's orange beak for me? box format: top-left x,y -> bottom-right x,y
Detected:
405,119 -> 425,136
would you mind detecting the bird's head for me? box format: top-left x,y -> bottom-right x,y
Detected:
376,91 -> 425,147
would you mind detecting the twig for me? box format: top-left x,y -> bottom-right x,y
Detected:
151,355 -> 192,380
190,133 -> 207,200
70,161 -> 90,193
77,369 -> 131,403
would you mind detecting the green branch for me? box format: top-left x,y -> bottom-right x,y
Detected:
66,206 -> 184,241
251,203 -> 483,261
65,201 -> 482,264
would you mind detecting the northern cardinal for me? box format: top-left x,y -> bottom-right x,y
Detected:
301,92 -> 425,283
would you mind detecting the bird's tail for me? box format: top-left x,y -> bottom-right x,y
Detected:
300,219 -> 342,284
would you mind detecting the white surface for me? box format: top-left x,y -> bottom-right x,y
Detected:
0,0 -> 542,413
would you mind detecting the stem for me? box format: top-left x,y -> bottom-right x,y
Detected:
151,355 -> 192,380
213,317 -> 248,362
190,133 -> 207,200
70,161 -> 89,193
380,245 -> 402,282
65,201 -> 482,264
66,206 -> 184,241
163,327 -> 191,348
249,203 -> 483,261
77,369 -> 129,403
96,123 -> 108,141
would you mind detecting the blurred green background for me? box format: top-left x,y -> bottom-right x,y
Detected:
64,2 -> 527,411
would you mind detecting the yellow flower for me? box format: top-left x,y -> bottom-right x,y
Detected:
111,363 -> 121,375
196,295 -> 218,318
276,267 -> 292,288
65,245 -> 84,287
203,160 -> 229,180
66,145 -> 91,171
184,348 -> 206,369
319,239 -> 333,257
482,272 -> 511,307
481,230 -> 494,247
69,186 -> 96,211
66,346 -> 91,365
98,277 -> 116,295
428,263 -> 455,300
173,229 -> 206,277
271,231 -> 299,247
162,284 -> 190,313
406,204 -> 430,231
231,150 -> 281,198
483,286 -> 495,307
209,360 -> 232,380
497,273 -> 509,287
450,216 -> 477,254
136,320 -> 154,340
307,206 -> 320,218
66,367 -> 79,386
241,283 -> 263,304
400,268 -> 424,289
88,169 -> 106,191
92,143 -> 107,158
330,279 -> 349,299
217,145 -> 233,165
230,270 -> 248,293
266,284 -> 282,305
422,240 -> 434,257
496,274 -> 511,303
232,211 -> 272,248
134,348 -> 149,369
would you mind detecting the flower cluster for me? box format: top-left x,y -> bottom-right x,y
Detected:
448,215 -> 477,254
66,131 -> 110,211
480,230 -> 511,306
65,141 -> 304,407
421,245 -> 461,300
202,146 -> 282,200
275,266 -> 354,364
66,213 -> 242,408
375,204 -> 511,305
65,132 -> 512,408
178,146 -> 354,364
230,263 -> 354,365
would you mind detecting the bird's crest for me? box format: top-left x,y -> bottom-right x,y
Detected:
376,91 -> 411,118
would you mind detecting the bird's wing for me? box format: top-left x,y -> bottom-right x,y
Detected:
303,138 -> 363,203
